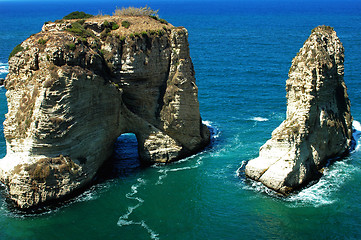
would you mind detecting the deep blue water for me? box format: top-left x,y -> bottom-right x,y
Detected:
1,1 -> 361,239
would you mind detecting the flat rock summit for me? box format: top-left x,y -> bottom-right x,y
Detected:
1,14 -> 210,208
245,26 -> 353,194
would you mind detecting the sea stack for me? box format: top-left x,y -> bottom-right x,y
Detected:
1,15 -> 210,208
245,26 -> 352,194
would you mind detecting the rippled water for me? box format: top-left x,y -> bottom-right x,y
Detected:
1,0 -> 361,239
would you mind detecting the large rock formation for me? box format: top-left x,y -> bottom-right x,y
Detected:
245,26 -> 352,194
0,15 -> 210,208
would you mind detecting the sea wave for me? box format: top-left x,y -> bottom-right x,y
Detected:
249,117 -> 269,122
0,63 -> 8,74
352,120 -> 361,152
203,120 -> 221,140
286,159 -> 357,207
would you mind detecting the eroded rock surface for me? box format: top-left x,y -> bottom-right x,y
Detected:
245,26 -> 352,194
1,16 -> 210,208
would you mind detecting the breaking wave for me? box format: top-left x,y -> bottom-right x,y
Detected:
249,117 -> 269,122
0,63 -> 8,74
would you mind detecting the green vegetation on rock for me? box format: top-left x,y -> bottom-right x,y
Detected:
149,15 -> 168,24
104,21 -> 119,30
65,21 -> 95,39
67,43 -> 76,51
111,22 -> 119,30
9,44 -> 24,60
121,20 -> 130,29
38,38 -> 47,45
63,11 -> 93,20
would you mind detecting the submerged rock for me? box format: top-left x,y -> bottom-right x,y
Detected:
245,26 -> 352,194
1,15 -> 210,208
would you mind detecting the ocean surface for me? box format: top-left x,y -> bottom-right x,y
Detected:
1,0 -> 361,239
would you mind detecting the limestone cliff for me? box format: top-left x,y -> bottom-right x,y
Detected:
245,26 -> 352,194
1,15 -> 210,208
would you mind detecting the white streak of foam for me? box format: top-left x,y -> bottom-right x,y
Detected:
117,178 -> 159,239
203,120 -> 221,139
155,156 -> 203,185
0,63 -> 8,74
353,120 -> 361,151
154,120 -> 218,185
250,117 -> 269,122
286,160 -> 357,207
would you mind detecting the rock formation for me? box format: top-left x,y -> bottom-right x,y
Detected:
0,15 -> 210,208
245,26 -> 352,194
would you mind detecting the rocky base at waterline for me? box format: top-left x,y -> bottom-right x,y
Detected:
245,26 -> 353,194
0,15 -> 210,209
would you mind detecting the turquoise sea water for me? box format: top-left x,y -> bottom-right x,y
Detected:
1,1 -> 361,239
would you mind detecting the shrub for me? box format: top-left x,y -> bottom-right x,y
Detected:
100,28 -> 111,39
9,44 -> 24,60
150,15 -> 168,24
159,18 -> 168,24
157,29 -> 165,36
113,6 -> 158,17
104,21 -> 119,30
63,11 -> 93,20
149,15 -> 158,20
111,22 -> 119,30
121,20 -> 130,29
66,22 -> 95,39
67,43 -> 76,51
38,38 -> 47,45
103,20 -> 110,28
76,19 -> 86,25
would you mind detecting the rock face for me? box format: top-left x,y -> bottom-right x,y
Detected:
1,16 -> 210,208
245,26 -> 352,194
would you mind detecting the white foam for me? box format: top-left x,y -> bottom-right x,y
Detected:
0,63 -> 8,74
353,120 -> 361,151
155,156 -> 204,185
202,120 -> 221,139
117,178 -> 159,239
75,190 -> 98,202
287,160 -> 357,207
250,117 -> 269,122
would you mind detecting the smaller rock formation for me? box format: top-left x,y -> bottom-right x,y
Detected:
245,26 -> 353,194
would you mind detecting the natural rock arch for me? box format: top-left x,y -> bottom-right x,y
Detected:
0,16 -> 210,208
